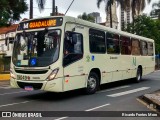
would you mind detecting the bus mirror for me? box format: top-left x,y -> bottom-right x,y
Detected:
72,34 -> 78,44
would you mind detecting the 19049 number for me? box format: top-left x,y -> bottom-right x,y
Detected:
17,75 -> 30,80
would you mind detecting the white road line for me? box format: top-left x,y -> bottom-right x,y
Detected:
107,87 -> 150,97
0,86 -> 11,89
98,85 -> 130,93
54,103 -> 110,120
0,91 -> 27,96
0,101 -> 33,108
85,103 -> 110,111
54,117 -> 68,120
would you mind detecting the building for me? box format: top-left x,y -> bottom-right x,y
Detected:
150,9 -> 159,20
105,0 -> 118,29
0,24 -> 18,72
89,12 -> 102,23
120,4 -> 132,30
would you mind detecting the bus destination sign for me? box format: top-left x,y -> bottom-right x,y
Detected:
17,17 -> 63,31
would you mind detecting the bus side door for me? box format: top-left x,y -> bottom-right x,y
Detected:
63,23 -> 86,91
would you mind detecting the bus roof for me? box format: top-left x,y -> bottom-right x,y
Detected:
19,16 -> 154,42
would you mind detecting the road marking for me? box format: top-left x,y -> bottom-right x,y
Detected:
107,87 -> 150,97
0,101 -> 33,108
0,91 -> 27,96
54,103 -> 110,120
85,103 -> 110,111
98,85 -> 130,93
54,117 -> 68,120
0,86 -> 11,89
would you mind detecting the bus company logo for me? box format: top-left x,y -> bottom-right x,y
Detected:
23,23 -> 29,29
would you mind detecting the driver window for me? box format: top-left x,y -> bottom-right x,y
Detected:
63,31 -> 83,66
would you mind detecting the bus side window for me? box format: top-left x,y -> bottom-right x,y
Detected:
131,39 -> 140,55
63,31 -> 83,66
148,42 -> 154,56
120,36 -> 131,55
89,29 -> 106,53
140,41 -> 148,56
106,33 -> 120,54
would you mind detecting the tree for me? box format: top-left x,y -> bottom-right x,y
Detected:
0,0 -> 28,27
78,12 -> 95,23
124,15 -> 160,53
131,0 -> 151,21
36,0 -> 46,12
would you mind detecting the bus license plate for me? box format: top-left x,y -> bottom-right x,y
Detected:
24,86 -> 33,91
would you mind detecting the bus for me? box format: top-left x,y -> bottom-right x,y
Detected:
10,16 -> 155,94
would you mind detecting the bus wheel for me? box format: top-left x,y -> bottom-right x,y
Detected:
85,72 -> 99,94
135,68 -> 142,82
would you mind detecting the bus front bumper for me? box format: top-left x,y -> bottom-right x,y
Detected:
10,77 -> 64,92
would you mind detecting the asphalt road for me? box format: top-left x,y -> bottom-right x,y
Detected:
0,71 -> 160,120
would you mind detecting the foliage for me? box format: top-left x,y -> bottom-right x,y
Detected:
131,0 -> 151,19
77,12 -> 95,23
0,0 -> 28,27
124,15 -> 160,53
36,0 -> 46,12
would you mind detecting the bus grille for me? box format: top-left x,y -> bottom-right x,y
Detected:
17,82 -> 43,90
15,70 -> 48,74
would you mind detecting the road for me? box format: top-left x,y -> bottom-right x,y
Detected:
0,71 -> 160,120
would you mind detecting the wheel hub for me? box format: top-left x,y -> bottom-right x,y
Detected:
88,77 -> 96,89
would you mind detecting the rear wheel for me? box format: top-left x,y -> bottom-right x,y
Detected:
85,72 -> 99,94
135,68 -> 142,82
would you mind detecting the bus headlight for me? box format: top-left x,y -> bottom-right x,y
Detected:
47,68 -> 59,81
10,69 -> 16,79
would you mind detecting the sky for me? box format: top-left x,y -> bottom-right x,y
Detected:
21,0 -> 159,22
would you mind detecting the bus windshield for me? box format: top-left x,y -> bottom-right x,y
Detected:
12,29 -> 61,67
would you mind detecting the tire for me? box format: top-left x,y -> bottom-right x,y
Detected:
135,68 -> 142,82
85,72 -> 99,94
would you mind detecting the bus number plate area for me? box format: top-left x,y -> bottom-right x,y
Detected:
17,75 -> 30,80
24,86 -> 33,91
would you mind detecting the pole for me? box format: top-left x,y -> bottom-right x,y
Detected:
55,6 -> 58,15
30,0 -> 33,19
52,0 -> 55,16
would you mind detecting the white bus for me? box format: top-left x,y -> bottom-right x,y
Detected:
10,16 -> 155,94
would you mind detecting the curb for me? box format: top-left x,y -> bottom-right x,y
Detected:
140,94 -> 160,112
0,74 -> 10,81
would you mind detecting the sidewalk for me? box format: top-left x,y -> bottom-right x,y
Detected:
140,90 -> 160,112
0,74 -> 10,81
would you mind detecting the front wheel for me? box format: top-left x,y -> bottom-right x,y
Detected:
85,72 -> 99,94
